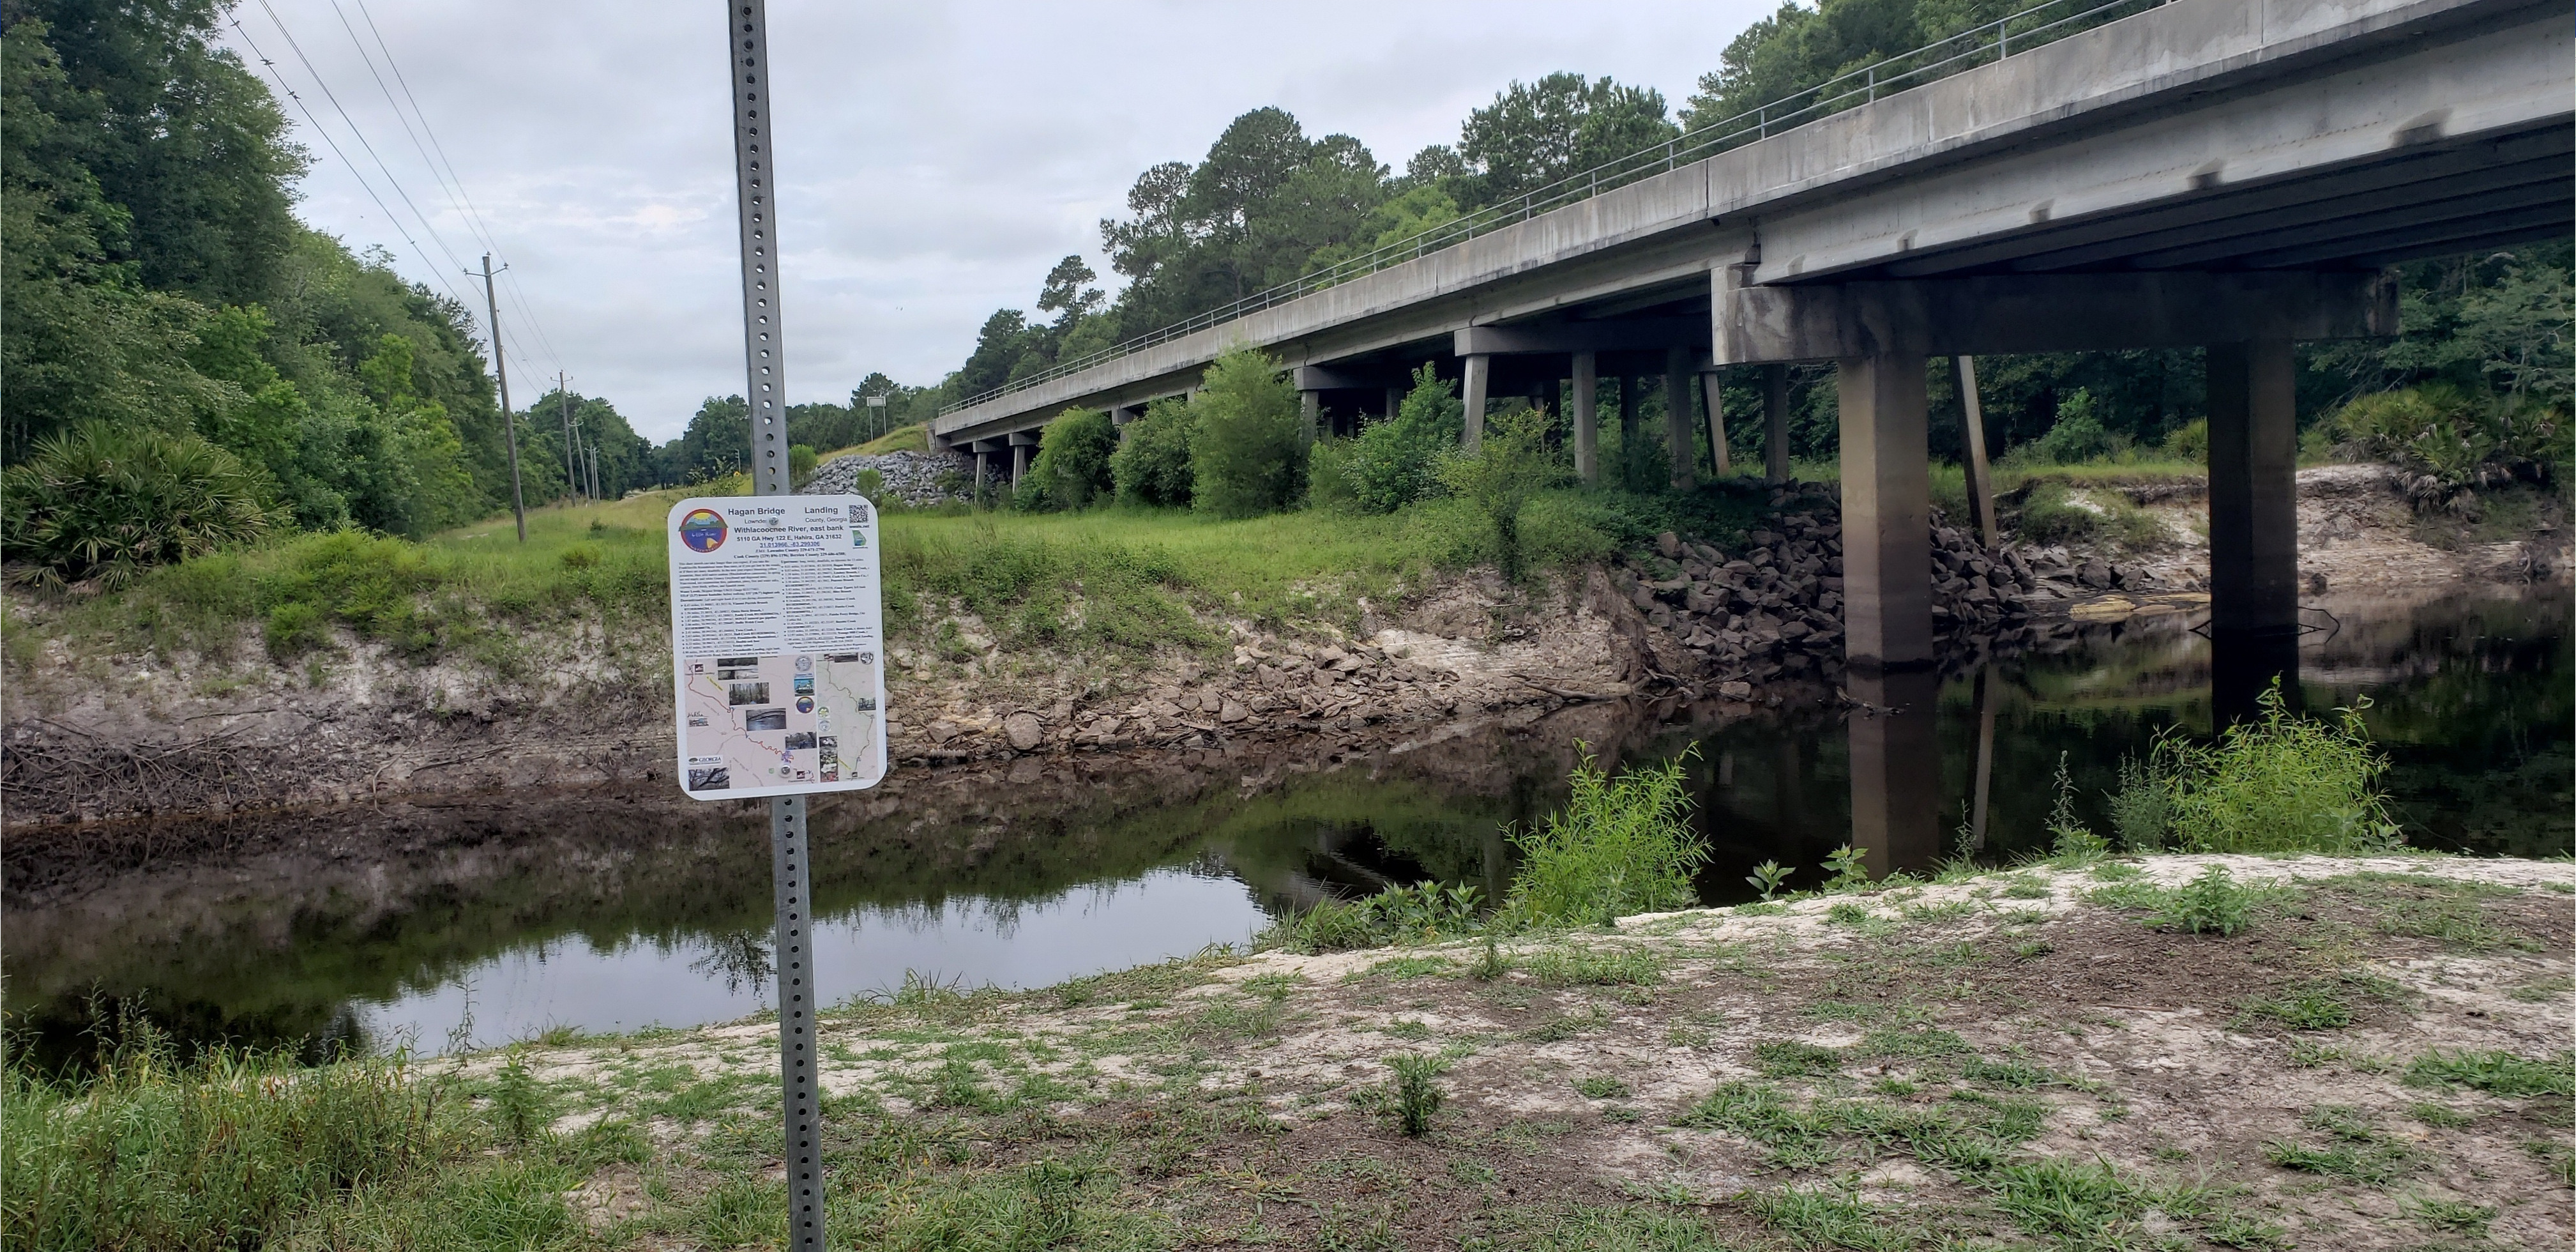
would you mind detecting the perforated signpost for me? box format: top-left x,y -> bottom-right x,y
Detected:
662,4 -> 875,1247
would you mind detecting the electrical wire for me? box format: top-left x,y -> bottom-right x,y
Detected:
229,18 -> 481,317
336,0 -> 566,374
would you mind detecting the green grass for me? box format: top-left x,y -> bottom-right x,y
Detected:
1521,946 -> 1666,987
2402,1050 -> 2576,1099
0,1018 -> 611,1252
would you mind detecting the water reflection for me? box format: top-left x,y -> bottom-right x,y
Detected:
5,589 -> 2564,1066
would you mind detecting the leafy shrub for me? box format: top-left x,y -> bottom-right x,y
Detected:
2144,865 -> 2258,937
1188,346 -> 1305,517
2150,684 -> 2401,853
1109,396 -> 1195,507
1339,364 -> 1462,513
2013,480 -> 2103,545
2029,389 -> 2119,464
788,443 -> 818,485
1506,747 -> 1706,926
1437,404 -> 1566,581
1271,882 -> 1485,953
2162,417 -> 2208,462
1386,1053 -> 1448,1136
2328,383 -> 2566,510
2106,753 -> 2175,851
1306,434 -> 1363,512
1022,407 -> 1117,510
3,424 -> 275,592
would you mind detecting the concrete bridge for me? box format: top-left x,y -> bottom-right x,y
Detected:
931,0 -> 2570,685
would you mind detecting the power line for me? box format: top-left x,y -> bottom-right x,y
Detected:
252,0 -> 558,377
337,0 -> 567,373
229,18 -> 481,317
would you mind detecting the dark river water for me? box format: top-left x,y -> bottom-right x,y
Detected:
5,589 -> 2565,1068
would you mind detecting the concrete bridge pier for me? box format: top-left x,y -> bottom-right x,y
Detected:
1702,369 -> 1729,475
1461,353 -> 1491,452
1663,346 -> 1696,489
1762,365 -> 1789,484
2207,337 -> 2304,720
1008,431 -> 1038,487
1384,386 -> 1402,423
1571,351 -> 1600,484
1837,351 -> 1936,669
1299,388 -> 1321,443
971,440 -> 994,497
1109,404 -> 1137,446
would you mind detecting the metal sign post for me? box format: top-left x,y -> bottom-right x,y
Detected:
727,4 -> 821,1247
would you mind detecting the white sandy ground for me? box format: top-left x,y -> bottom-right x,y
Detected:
462,852 -> 2575,1248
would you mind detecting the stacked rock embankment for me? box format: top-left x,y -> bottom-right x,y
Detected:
802,450 -> 969,506
1609,482 -> 2169,691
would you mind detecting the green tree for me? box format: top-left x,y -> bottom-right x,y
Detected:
1022,408 -> 1118,510
1337,364 -> 1463,512
661,396 -> 750,485
1110,396 -> 1196,507
1188,346 -> 1306,518
1457,73 -> 1678,209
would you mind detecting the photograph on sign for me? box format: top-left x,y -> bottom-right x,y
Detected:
666,496 -> 888,798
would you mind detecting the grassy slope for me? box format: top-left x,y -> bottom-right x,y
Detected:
19,480 -> 1771,674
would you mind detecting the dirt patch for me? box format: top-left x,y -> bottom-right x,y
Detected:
494,853 -> 2572,1250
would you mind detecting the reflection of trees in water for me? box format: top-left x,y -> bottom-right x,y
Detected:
688,930 -> 774,997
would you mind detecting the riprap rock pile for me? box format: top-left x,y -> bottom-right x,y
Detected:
803,450 -> 969,505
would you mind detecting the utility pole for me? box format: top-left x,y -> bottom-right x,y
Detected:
557,371 -> 581,503
475,254 -> 526,541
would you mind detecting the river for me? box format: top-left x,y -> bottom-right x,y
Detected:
5,589 -> 2564,1069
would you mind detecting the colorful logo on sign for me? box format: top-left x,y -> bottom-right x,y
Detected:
678,508 -> 727,552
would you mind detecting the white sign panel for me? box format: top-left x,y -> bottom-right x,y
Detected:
665,496 -> 888,799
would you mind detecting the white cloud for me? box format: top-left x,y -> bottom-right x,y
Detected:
224,1 -> 1769,439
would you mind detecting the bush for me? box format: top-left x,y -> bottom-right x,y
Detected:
2013,480 -> 2102,545
788,443 -> 818,485
1506,747 -> 1707,927
1306,435 -> 1363,513
2162,417 -> 2208,462
1109,396 -> 1195,507
2148,684 -> 2401,853
2145,865 -> 2259,937
1338,364 -> 1462,513
2326,384 -> 2566,507
3,424 -> 275,592
1022,408 -> 1117,510
2029,389 -> 2119,464
1188,346 -> 1306,517
1436,404 -> 1565,581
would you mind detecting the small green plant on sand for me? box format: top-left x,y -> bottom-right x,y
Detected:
490,1046 -> 547,1144
1746,859 -> 1792,900
2046,752 -> 2110,862
2145,865 -> 2259,937
1820,845 -> 1869,892
1506,746 -> 1707,926
1387,1053 -> 1449,1136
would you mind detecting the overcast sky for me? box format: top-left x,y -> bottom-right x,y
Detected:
220,1 -> 1775,441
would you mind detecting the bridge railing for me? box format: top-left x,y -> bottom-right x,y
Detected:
940,0 -> 2170,420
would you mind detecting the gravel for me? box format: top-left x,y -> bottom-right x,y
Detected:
802,450 -> 971,506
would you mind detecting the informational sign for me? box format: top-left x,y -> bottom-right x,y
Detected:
665,496 -> 888,799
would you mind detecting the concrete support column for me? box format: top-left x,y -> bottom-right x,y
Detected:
1663,346 -> 1695,489
1109,404 -> 1136,446
972,447 -> 990,499
1846,666 -> 1943,881
1384,386 -> 1403,421
1617,376 -> 1640,489
1702,370 -> 1729,474
1764,364 -> 1791,484
1461,353 -> 1490,452
2207,337 -> 2301,721
1953,358 -> 1999,549
1837,353 -> 1934,668
1299,389 -> 1321,443
1571,350 -> 1600,485
1010,442 -> 1031,487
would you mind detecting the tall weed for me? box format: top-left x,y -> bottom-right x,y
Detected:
1507,747 -> 1708,926
2150,685 -> 2401,853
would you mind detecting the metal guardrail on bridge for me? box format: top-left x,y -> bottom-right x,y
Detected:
938,0 -> 2174,419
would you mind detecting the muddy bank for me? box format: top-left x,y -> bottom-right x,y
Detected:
3,464 -> 2560,828
464,853 -> 2573,1249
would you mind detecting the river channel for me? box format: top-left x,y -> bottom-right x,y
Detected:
5,589 -> 2565,1069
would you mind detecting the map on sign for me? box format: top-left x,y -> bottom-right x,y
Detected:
665,496 -> 888,798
